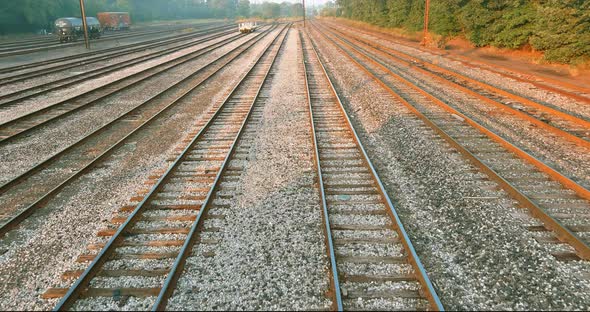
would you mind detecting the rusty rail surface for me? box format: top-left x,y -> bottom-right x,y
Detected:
310,21 -> 590,261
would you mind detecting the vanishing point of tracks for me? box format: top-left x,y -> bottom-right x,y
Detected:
310,21 -> 590,261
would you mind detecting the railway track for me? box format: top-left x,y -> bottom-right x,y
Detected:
317,22 -> 590,147
0,25 -> 280,237
0,28 -> 248,145
0,23 -> 235,86
0,22 -> 227,58
0,26 -> 238,107
309,23 -> 590,261
0,23 -> 202,48
0,23 -> 211,50
301,30 -> 443,310
42,24 -> 290,311
321,21 -> 590,106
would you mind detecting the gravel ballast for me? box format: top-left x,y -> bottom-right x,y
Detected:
0,29 -> 272,186
167,28 -> 331,310
308,25 -> 590,310
0,27 -> 278,311
321,21 -> 590,120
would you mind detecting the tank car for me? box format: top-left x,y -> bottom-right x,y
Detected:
55,18 -> 83,43
85,17 -> 102,39
54,17 -> 102,43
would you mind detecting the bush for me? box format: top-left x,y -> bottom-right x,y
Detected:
328,0 -> 590,64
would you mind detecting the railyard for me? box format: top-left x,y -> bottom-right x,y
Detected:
0,17 -> 589,311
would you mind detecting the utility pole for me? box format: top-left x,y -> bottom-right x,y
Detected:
79,0 -> 90,49
303,0 -> 306,27
421,0 -> 430,46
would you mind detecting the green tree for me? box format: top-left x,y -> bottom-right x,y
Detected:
237,0 -> 250,17
531,0 -> 590,63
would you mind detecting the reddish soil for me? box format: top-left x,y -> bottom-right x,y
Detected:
445,37 -> 590,89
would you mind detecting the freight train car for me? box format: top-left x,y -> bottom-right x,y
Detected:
238,22 -> 257,34
54,17 -> 101,43
97,12 -> 131,31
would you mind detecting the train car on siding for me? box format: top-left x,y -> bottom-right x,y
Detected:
97,12 -> 131,31
238,21 -> 257,34
54,17 -> 101,43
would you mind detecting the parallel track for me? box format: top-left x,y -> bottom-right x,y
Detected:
0,24 -> 210,50
317,22 -> 590,147
0,22 -> 227,58
43,24 -> 290,311
0,26 -> 237,107
310,22 -> 590,261
301,29 -> 443,311
0,25 -> 277,237
0,24 -> 235,86
0,28 -> 247,145
321,20 -> 590,106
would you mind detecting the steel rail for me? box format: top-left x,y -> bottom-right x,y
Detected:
314,22 -> 590,200
53,23 -> 289,311
0,30 -> 247,145
0,23 -> 232,77
0,28 -> 237,107
0,22 -> 228,58
316,23 -> 590,149
323,23 -> 590,127
299,30 -> 343,312
0,23 -> 222,51
0,27 -> 167,52
321,20 -> 590,105
310,23 -> 590,260
0,24 -> 236,85
306,27 -> 444,311
0,22 -> 222,48
153,24 -> 291,311
0,25 -> 277,238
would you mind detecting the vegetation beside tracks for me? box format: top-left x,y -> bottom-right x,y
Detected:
320,0 -> 590,65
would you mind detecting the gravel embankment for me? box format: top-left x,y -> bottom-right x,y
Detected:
167,28 -> 332,310
309,26 -> 590,310
0,27 -> 277,311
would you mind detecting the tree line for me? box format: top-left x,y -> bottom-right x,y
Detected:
0,0 -> 303,35
321,0 -> 590,64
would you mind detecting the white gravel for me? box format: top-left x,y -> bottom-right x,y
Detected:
167,28 -> 332,310
0,26 -> 276,311
0,28 -> 271,187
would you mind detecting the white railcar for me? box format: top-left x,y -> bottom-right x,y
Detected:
238,22 -> 257,34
